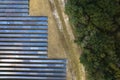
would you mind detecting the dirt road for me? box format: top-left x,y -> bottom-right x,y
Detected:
30,0 -> 85,80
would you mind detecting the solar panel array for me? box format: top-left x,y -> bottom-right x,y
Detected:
0,0 -> 66,80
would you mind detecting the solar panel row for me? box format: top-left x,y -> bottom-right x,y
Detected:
0,0 -> 66,80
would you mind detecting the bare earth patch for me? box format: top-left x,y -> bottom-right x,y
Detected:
30,0 -> 86,80
30,0 -> 66,58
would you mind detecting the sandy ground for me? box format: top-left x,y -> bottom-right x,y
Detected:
30,0 -> 66,58
29,0 -> 86,80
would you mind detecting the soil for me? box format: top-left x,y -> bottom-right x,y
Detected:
30,0 -> 86,80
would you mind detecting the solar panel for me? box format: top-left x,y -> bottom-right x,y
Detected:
0,0 -> 66,80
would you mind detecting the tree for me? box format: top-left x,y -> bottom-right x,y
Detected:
65,0 -> 120,80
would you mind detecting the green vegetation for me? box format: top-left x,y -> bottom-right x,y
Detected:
65,0 -> 120,80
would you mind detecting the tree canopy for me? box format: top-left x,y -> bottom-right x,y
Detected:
65,0 -> 120,80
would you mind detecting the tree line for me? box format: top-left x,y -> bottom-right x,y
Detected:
65,0 -> 120,80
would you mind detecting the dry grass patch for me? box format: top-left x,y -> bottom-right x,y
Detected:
30,0 -> 86,80
29,0 -> 66,58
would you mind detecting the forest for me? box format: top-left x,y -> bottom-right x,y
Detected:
65,0 -> 120,80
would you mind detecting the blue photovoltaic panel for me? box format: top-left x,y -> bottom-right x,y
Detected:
0,0 -> 66,80
0,5 -> 28,8
0,34 -> 48,37
0,25 -> 48,29
0,8 -> 28,12
0,13 -> 28,16
0,38 -> 48,42
0,51 -> 48,54
0,42 -> 48,47
0,1 -> 28,4
0,30 -> 48,33
0,21 -> 48,25
0,17 -> 48,20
